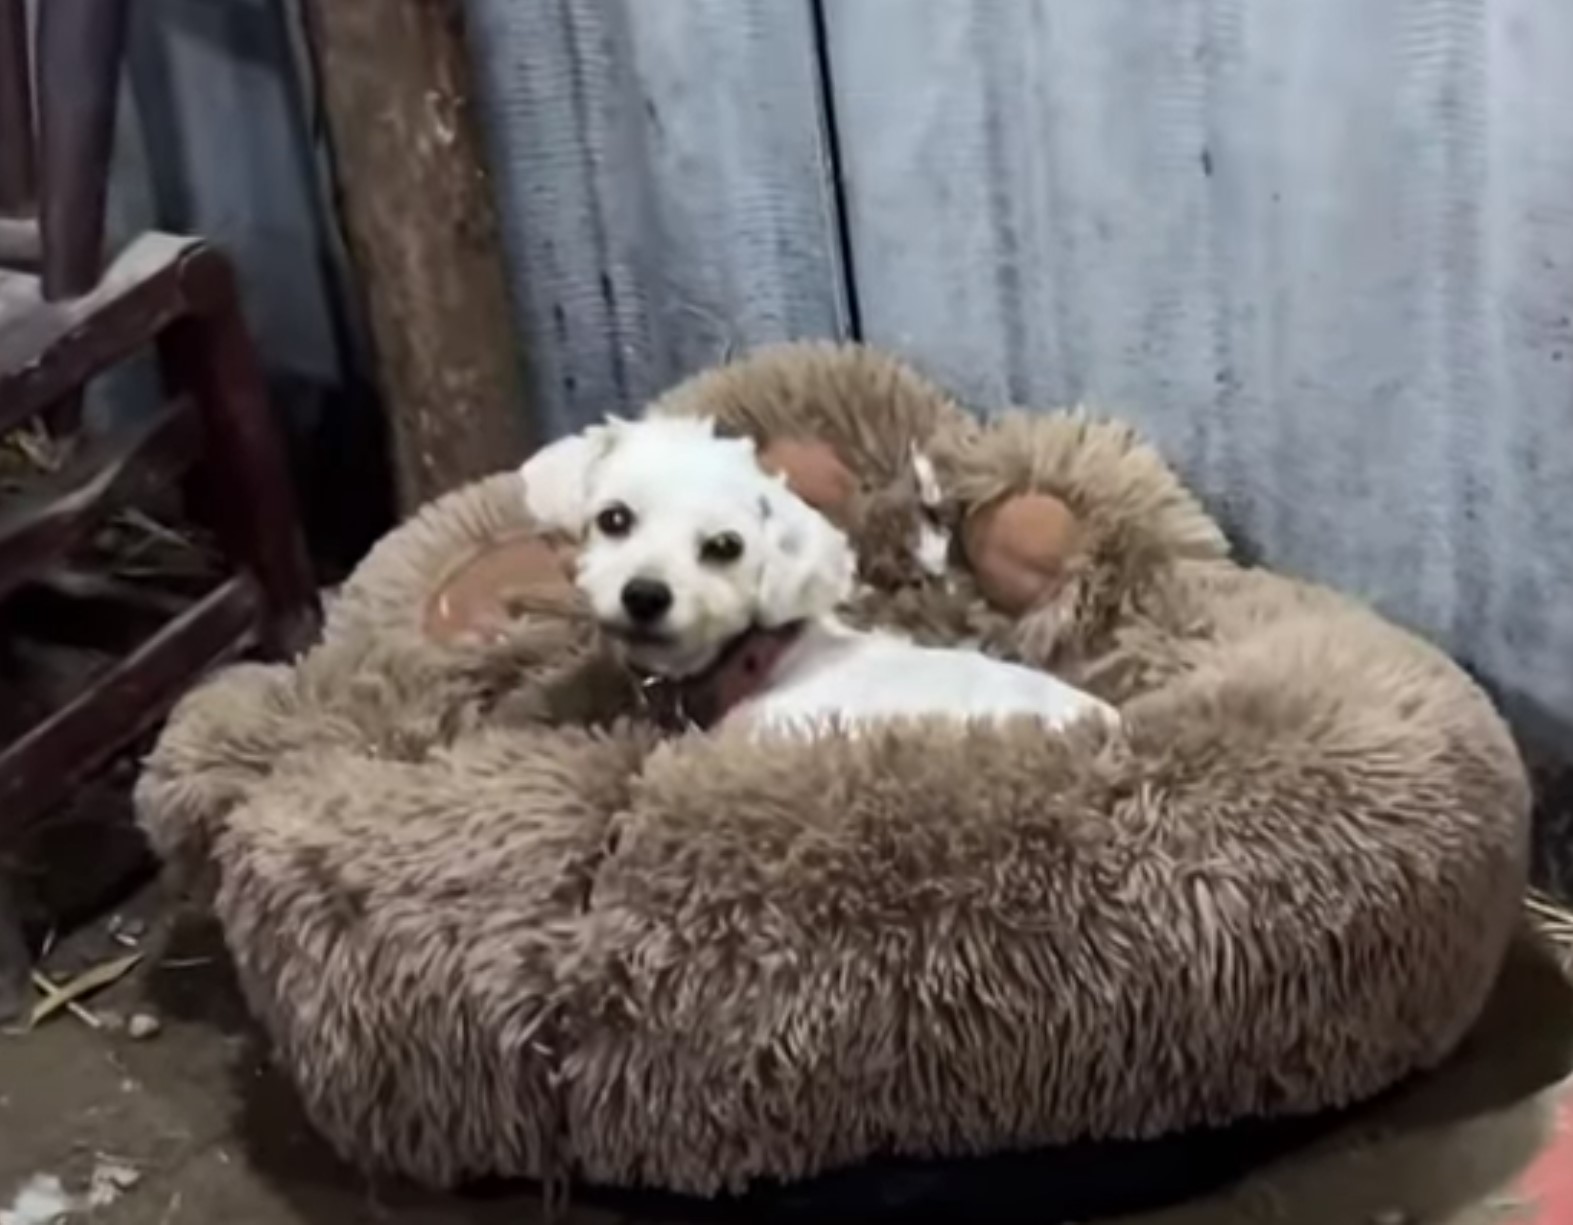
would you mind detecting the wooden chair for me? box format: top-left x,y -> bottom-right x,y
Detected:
0,0 -> 320,1014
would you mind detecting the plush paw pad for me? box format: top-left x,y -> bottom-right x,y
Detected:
757,438 -> 859,527
961,492 -> 1082,615
423,534 -> 577,644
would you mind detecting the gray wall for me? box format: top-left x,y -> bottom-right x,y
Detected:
463,0 -> 849,435
111,0 -> 1573,748
466,0 -> 1573,746
107,0 -> 343,393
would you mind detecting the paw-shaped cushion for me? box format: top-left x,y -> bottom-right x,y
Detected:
142,345 -> 1530,1205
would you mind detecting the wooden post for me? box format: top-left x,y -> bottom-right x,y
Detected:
292,0 -> 532,510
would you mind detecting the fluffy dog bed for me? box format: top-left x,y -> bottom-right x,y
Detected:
137,343 -> 1529,1204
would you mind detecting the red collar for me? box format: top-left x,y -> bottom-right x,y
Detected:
635,622 -> 804,732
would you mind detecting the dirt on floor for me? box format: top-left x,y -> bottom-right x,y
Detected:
1,893 -> 1571,1225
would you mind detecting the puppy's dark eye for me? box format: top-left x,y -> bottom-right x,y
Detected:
700,532 -> 745,565
595,503 -> 635,537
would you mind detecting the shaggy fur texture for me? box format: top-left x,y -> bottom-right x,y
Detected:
137,342 -> 1530,1197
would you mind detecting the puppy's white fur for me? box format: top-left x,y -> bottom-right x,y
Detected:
521,416 -> 1118,736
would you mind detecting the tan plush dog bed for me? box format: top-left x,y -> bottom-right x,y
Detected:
137,343 -> 1530,1201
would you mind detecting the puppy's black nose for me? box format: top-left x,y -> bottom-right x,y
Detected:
621,577 -> 673,625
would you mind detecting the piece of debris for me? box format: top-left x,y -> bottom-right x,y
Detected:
27,952 -> 142,1029
107,915 -> 147,947
28,973 -> 101,1031
158,956 -> 213,971
0,421 -> 69,475
1370,1211 -> 1409,1225
1482,1196 -> 1532,1225
127,1012 -> 162,1041
84,1160 -> 141,1209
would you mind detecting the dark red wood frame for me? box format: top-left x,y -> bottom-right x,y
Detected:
0,0 -> 320,1015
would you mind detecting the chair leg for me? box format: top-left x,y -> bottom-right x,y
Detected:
37,0 -> 131,299
0,873 -> 29,1023
158,247 -> 320,657
0,0 -> 35,216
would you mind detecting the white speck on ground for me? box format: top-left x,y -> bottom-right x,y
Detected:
0,1158 -> 142,1224
0,1174 -> 74,1225
127,1015 -> 161,1042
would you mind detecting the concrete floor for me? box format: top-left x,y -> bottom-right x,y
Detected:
2,900 -> 1571,1225
0,894 -> 622,1225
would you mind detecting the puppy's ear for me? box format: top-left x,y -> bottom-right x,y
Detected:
518,424 -> 616,535
755,478 -> 857,626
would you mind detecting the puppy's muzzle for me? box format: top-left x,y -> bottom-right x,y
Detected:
620,577 -> 673,626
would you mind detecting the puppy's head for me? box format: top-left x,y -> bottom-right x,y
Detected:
520,416 -> 855,677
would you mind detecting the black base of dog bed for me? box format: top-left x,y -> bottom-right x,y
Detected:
541,1105 -> 1351,1224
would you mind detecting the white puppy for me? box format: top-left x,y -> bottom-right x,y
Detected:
520,415 -> 1118,737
